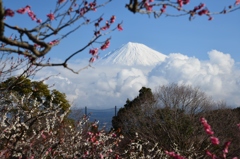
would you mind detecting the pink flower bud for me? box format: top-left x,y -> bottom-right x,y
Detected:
210,136 -> 220,145
47,13 -> 55,21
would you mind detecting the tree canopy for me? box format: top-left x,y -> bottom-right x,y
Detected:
112,86 -> 155,134
0,76 -> 70,111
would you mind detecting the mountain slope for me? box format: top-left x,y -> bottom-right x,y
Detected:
98,42 -> 167,66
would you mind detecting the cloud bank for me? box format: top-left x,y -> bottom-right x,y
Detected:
36,50 -> 240,109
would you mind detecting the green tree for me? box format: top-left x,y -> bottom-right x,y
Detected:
112,86 -> 155,137
0,76 -> 70,111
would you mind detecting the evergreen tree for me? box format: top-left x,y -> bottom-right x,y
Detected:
0,76 -> 70,112
112,87 -> 155,135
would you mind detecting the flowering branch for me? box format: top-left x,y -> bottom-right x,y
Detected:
0,0 -> 123,76
126,0 -> 240,21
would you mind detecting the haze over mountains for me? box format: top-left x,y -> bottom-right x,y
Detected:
37,42 -> 240,109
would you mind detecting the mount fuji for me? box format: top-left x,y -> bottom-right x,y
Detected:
98,42 -> 167,66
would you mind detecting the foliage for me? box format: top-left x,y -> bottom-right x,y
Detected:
0,76 -> 70,111
112,86 -> 155,137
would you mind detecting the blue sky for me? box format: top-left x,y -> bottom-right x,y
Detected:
3,0 -> 240,62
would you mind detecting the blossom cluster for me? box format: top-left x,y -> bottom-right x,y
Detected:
89,14 -> 123,63
129,0 -> 240,21
1,91 -> 240,158
177,0 -> 190,8
4,5 -> 42,23
200,117 -> 239,159
0,93 -> 123,158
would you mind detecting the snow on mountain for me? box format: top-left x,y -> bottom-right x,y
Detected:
98,42 -> 167,66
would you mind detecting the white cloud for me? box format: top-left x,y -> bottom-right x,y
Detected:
148,50 -> 240,106
36,50 -> 240,108
208,50 -> 234,74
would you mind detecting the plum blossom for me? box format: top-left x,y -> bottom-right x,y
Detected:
208,16 -> 213,21
58,0 -> 66,4
183,0 -> 190,5
165,151 -> 186,159
100,39 -> 110,50
210,136 -> 220,145
117,24 -> 123,31
198,9 -> 209,16
89,2 -> 97,11
110,15 -> 116,23
4,8 -> 14,17
206,150 -> 217,159
89,57 -> 95,63
192,3 -> 205,12
28,10 -> 37,21
160,4 -> 167,13
177,0 -> 190,7
144,2 -> 153,11
200,117 -> 214,135
48,39 -> 59,45
79,7 -> 87,16
47,13 -> 55,21
100,21 -> 110,30
36,19 -> 42,23
177,0 -> 183,7
235,0 -> 240,5
94,31 -> 100,36
98,17 -> 103,23
16,5 -> 31,14
223,141 -> 231,156
89,48 -> 98,56
15,6 -> 40,22
41,131 -> 46,139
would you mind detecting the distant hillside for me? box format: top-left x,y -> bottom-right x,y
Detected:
69,108 -> 118,130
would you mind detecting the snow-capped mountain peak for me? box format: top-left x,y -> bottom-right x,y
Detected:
98,42 -> 167,66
